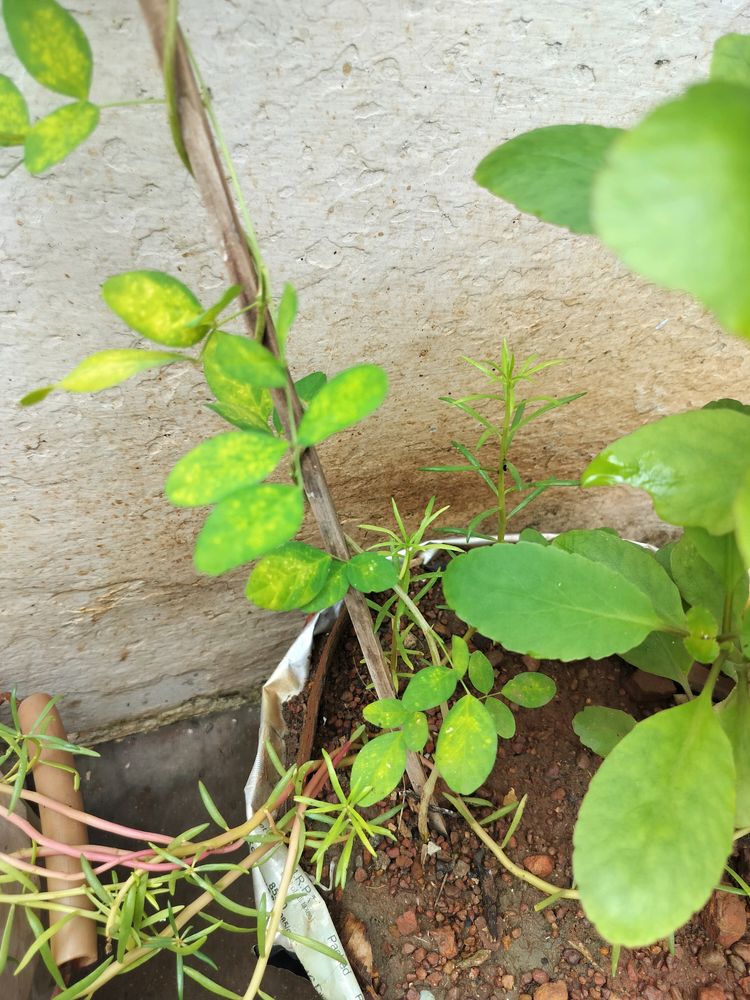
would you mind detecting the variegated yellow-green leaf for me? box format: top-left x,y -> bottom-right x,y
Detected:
24,100 -> 99,174
58,349 -> 185,393
203,332 -> 272,433
402,666 -> 458,712
468,649 -> 494,694
435,695 -> 498,794
166,431 -> 288,507
346,552 -> 398,593
297,364 -> 388,446
363,699 -> 407,730
298,560 -> 349,613
3,0 -> 93,100
350,731 -> 407,807
275,283 -> 298,353
485,698 -> 516,739
213,332 -> 287,389
402,711 -> 429,751
102,271 -> 206,347
501,672 -> 556,708
0,74 -> 29,145
245,543 -> 331,611
194,484 -> 304,576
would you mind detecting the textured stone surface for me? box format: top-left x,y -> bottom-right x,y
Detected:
3,1 -> 750,735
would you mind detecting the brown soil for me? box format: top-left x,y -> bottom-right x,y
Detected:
283,589 -> 750,1000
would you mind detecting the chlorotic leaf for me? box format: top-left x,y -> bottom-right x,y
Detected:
245,543 -> 331,611
468,650 -> 494,695
402,711 -> 429,752
592,82 -> 750,338
272,372 -> 327,433
0,74 -> 29,145
683,606 -> 720,665
275,283 -> 298,352
474,124 -> 623,234
346,552 -> 398,593
24,100 -> 99,174
572,706 -> 636,758
582,409 -> 750,534
54,349 -> 184,394
165,431 -> 288,507
203,333 -> 272,432
443,543 -> 665,661
451,635 -> 470,677
297,364 -> 388,446
402,666 -> 458,712
194,484 -> 304,576
102,271 -> 206,347
573,698 -> 735,946
297,560 -> 349,613
350,731 -> 406,807
501,672 -> 556,708
435,696 -> 498,795
362,699 -> 407,730
3,0 -> 93,100
710,33 -> 750,89
213,332 -> 287,389
485,697 -> 516,739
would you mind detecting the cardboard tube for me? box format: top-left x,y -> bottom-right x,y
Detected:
18,694 -> 98,971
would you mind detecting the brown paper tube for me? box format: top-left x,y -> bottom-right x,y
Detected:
18,694 -> 98,972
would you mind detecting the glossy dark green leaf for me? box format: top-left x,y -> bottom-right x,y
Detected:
402,666 -> 458,711
485,697 -> 516,738
592,82 -> 750,337
501,672 -> 556,708
350,731 -> 406,807
435,696 -> 497,794
346,552 -> 398,593
475,124 -> 622,234
102,271 -> 206,347
574,698 -> 735,945
582,409 -> 750,534
297,560 -> 349,613
572,706 -> 636,758
297,364 -> 388,446
165,431 -> 287,507
362,698 -> 407,729
710,33 -> 750,88
443,543 -> 666,661
275,283 -> 297,352
24,100 -> 99,173
213,331 -> 287,388
0,74 -> 28,145
3,0 -> 92,99
402,711 -> 429,751
245,543 -> 331,611
468,649 -> 494,695
194,484 -> 304,576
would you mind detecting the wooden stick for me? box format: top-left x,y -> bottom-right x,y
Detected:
136,0 -> 426,796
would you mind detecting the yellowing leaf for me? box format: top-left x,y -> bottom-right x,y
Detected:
213,331 -> 287,388
24,100 -> 99,174
102,271 -> 205,347
0,74 -> 29,145
166,432 -> 288,507
245,543 -> 331,611
435,695 -> 498,794
58,349 -> 184,393
203,332 -> 272,433
350,731 -> 407,807
297,364 -> 388,446
3,0 -> 93,100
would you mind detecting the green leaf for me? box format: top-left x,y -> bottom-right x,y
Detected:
24,100 -> 99,173
346,552 -> 398,593
401,666 -> 458,711
297,364 -> 388,446
189,285 -> 242,331
741,614 -> 750,659
620,630 -> 692,684
197,781 -> 229,830
468,649 -> 494,694
194,484 -> 304,575
20,385 -> 55,406
275,283 -> 298,352
3,0 -> 92,99
272,371 -> 327,433
683,605 -> 720,664
213,332 -> 287,389
350,731 -> 407,807
435,695 -> 498,794
475,124 -> 623,234
734,469 -> 750,572
485,697 -> 516,738
165,431 -> 288,507
703,397 -> 750,418
592,82 -> 750,337
402,711 -> 429,751
44,349 -> 184,397
203,333 -> 272,432
245,543 -> 331,611
717,673 -> 750,826
363,698 -> 407,729
710,33 -> 750,88
443,543 -> 666,661
297,560 -> 349,613
451,635 -> 470,676
572,706 -> 636,758
582,409 -> 750,534
0,74 -> 28,145
670,528 -> 747,627
183,967 -> 243,1000
573,698 -> 735,946
501,672 -> 556,708
518,527 -> 548,546
102,271 -> 206,347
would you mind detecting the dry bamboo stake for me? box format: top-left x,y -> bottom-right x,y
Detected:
137,0 -> 427,797
17,694 -> 98,973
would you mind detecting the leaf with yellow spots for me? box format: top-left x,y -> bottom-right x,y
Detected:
194,484 -> 304,576
165,431 -> 288,508
213,331 -> 287,388
245,542 -> 332,611
102,271 -> 207,348
203,332 -> 273,433
296,364 -> 388,446
24,100 -> 99,174
0,74 -> 29,145
434,695 -> 498,794
3,0 -> 93,100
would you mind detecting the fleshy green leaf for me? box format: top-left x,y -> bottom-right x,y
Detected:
60,348 -> 185,394
165,431 -> 288,507
592,82 -> 750,337
275,283 -> 297,352
296,364 -> 388,446
443,543 -> 666,661
485,697 -> 516,738
350,731 -> 407,807
362,698 -> 407,729
670,528 -> 748,629
297,560 -> 349,613
203,333 -> 272,433
501,672 -> 556,708
474,124 -> 623,234
734,470 -> 750,572
573,698 -> 735,946
24,100 -> 99,174
102,271 -> 206,347
620,630 -> 692,684
572,706 -> 636,758
435,695 -> 497,794
346,552 -> 398,593
245,543 -> 331,611
401,666 -> 458,711
468,649 -> 494,694
194,484 -> 304,576
213,332 -> 287,389
703,397 -> 750,418
402,711 -> 429,751
3,0 -> 93,100
710,33 -> 750,89
582,409 -> 750,535
717,675 -> 750,826
683,606 -> 720,665
0,74 -> 29,145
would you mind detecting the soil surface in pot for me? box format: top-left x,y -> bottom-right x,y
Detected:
283,591 -> 750,1000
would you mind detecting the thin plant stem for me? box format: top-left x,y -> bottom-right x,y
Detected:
417,764 -> 441,842
99,98 -> 166,108
392,583 -> 443,668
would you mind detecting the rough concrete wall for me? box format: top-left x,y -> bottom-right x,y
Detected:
3,0 -> 750,737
